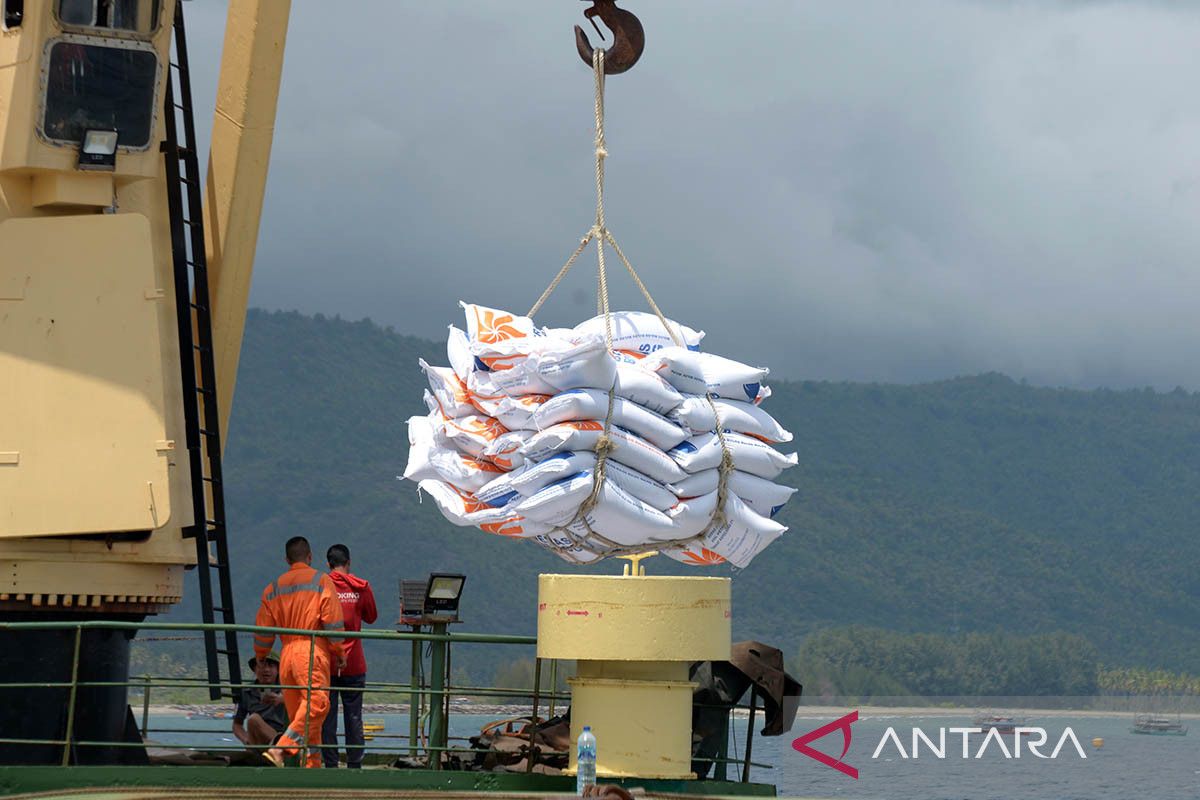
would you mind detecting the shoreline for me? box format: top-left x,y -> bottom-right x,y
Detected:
147,703 -> 1198,720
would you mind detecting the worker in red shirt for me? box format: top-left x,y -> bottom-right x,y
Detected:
320,543 -> 378,768
255,536 -> 346,768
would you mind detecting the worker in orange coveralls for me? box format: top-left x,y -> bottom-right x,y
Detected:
255,536 -> 347,768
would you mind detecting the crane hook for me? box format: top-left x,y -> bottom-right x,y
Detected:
574,0 -> 645,75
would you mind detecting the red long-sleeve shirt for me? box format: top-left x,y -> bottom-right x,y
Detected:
327,570 -> 377,676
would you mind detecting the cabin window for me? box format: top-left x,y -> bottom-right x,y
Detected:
42,40 -> 157,148
57,0 -> 160,35
2,0 -> 23,29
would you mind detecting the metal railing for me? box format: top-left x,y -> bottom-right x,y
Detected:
0,619 -> 770,780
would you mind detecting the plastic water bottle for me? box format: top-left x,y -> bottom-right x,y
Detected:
576,725 -> 597,795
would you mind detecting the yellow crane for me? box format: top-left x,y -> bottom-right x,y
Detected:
0,0 -> 291,756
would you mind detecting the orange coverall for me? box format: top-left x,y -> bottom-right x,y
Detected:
254,563 -> 347,767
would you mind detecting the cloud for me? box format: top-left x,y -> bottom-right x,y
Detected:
184,1 -> 1200,389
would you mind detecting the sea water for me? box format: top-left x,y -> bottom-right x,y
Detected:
151,711 -> 1200,799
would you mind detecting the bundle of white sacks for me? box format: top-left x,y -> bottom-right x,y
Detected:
402,302 -> 797,568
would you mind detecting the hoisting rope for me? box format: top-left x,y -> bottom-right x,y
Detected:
526,50 -> 733,561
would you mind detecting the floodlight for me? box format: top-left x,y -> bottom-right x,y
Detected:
78,129 -> 118,171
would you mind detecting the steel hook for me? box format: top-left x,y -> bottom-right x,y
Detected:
574,0 -> 645,75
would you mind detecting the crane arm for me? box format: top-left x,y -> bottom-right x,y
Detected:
203,0 -> 292,441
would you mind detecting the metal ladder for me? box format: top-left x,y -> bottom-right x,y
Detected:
161,0 -> 242,702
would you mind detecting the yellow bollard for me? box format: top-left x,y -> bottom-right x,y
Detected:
1092,737 -> 1104,749
537,571 -> 730,779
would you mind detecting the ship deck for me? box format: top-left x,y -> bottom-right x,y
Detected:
0,766 -> 777,800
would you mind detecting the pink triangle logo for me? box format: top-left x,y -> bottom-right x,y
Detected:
791,710 -> 859,779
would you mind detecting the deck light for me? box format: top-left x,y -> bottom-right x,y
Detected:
399,572 -> 466,625
78,129 -> 118,171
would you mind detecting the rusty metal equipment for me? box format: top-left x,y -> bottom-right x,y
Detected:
575,0 -> 645,74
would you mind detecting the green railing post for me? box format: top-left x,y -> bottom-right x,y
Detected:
141,674 -> 152,738
428,622 -> 447,770
548,659 -> 558,718
61,625 -> 83,766
409,631 -> 420,758
303,633 -> 316,768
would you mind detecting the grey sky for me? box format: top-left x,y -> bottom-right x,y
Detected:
184,1 -> 1200,389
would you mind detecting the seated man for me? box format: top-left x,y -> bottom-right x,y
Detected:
232,650 -> 288,752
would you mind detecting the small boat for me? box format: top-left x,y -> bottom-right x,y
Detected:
972,711 -> 1028,735
1131,714 -> 1188,736
186,710 -> 234,720
363,718 -> 386,741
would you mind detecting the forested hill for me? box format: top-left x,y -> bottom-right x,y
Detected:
181,309 -> 1200,678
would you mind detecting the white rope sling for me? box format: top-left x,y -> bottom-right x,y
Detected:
526,50 -> 735,561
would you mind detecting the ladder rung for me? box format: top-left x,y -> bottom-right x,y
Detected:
196,387 -> 215,395
193,344 -> 210,352
201,476 -> 221,484
213,607 -> 231,615
206,519 -> 224,527
198,427 -> 218,436
190,302 -> 207,311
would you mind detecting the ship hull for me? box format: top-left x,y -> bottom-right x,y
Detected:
0,613 -> 147,766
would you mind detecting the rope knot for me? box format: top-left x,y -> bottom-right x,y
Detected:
594,435 -> 615,459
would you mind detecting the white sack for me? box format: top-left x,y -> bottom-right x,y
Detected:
428,402 -> 510,458
521,421 -> 686,484
533,533 -> 604,564
506,451 -> 597,497
668,469 -> 796,518
644,347 -> 769,403
461,301 -> 539,344
669,395 -> 793,443
573,311 -> 704,356
480,450 -> 675,511
533,336 -> 618,392
420,360 -> 475,418
513,471 -> 594,525
471,355 -> 559,396
612,361 -> 683,414
402,416 -> 440,482
532,388 -> 688,451
418,479 -> 549,538
668,432 -> 797,479
516,472 -> 677,545
469,391 -> 549,431
603,459 -> 679,510
473,462 -> 530,507
446,326 -> 475,381
430,449 -> 509,492
664,491 -> 787,568
482,429 -> 533,471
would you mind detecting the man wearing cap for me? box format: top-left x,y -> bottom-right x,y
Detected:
232,650 -> 287,750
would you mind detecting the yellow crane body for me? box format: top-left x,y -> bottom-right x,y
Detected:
0,0 -> 287,614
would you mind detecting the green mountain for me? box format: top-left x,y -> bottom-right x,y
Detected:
169,309 -> 1200,684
